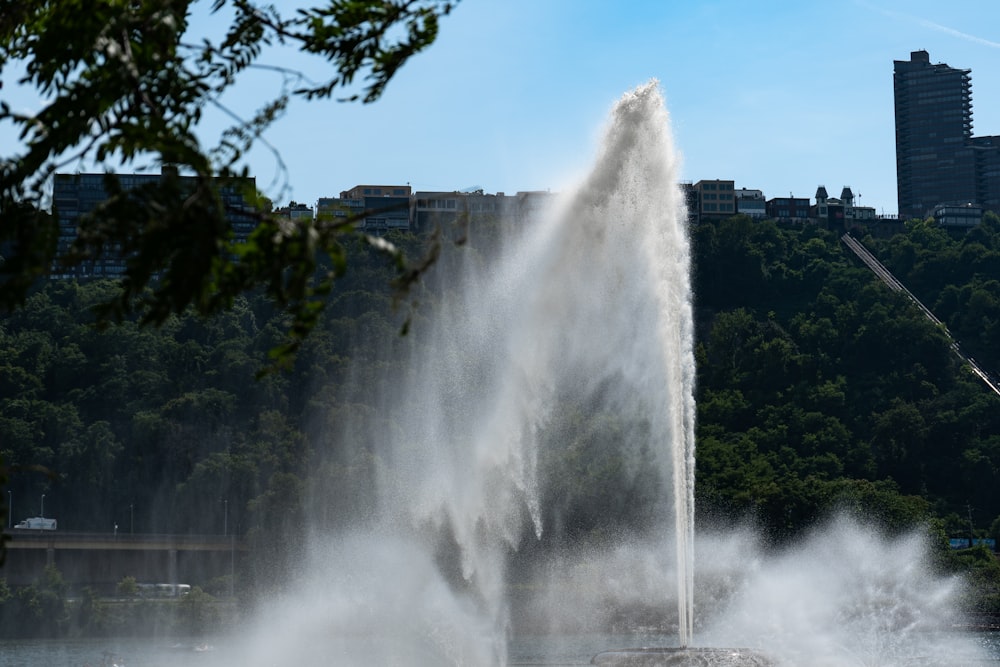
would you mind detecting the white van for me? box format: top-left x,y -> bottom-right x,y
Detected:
14,517 -> 57,530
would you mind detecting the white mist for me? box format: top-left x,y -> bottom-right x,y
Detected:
212,82 -> 989,667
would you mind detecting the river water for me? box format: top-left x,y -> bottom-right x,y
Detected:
2,632 -> 999,666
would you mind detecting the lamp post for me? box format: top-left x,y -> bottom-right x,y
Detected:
6,490 -> 10,529
130,503 -> 134,534
40,494 -> 45,519
223,499 -> 234,598
230,526 -> 235,599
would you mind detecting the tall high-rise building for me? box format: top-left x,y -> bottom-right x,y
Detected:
893,50 -> 1000,220
893,50 -> 976,219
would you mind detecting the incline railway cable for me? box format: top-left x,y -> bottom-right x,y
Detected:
840,233 -> 1000,398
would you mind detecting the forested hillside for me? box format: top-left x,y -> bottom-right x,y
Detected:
0,233 -> 428,583
2,213 -> 1000,601
692,215 -> 1000,546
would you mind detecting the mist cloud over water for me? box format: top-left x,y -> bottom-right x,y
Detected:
698,517 -> 984,666
216,82 -> 990,666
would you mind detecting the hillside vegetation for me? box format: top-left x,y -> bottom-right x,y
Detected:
2,213 -> 1000,611
692,215 -> 1000,540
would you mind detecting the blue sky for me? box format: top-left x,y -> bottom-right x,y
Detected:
7,1 -> 1000,216
236,0 -> 1000,216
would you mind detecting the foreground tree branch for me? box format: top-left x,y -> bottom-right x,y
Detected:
0,0 -> 456,348
0,0 -> 457,564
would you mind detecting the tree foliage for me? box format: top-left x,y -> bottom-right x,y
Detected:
4,3 -> 1000,607
692,215 -> 1000,553
0,0 -> 458,566
4,208 -> 1000,615
0,0 -> 457,357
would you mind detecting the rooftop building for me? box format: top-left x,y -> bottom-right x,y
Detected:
691,180 -> 736,221
765,195 -> 811,221
734,188 -> 766,219
339,184 -> 412,199
275,202 -> 314,220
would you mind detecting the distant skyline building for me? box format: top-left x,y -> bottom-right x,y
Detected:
339,184 -> 411,199
690,180 -> 735,222
734,188 -> 766,219
933,203 -> 983,228
765,195 -> 811,221
813,185 -> 875,227
318,184 -> 412,235
893,50 -> 1000,219
316,187 -> 556,237
275,202 -> 314,220
51,170 -> 256,279
413,190 -> 518,233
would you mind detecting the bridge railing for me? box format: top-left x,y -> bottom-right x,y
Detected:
7,530 -> 246,550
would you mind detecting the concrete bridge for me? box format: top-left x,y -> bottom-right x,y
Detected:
3,529 -> 246,594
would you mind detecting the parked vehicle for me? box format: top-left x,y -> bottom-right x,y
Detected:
137,582 -> 191,597
14,516 -> 57,530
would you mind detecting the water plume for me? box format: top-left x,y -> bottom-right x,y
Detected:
213,81 -> 991,667
241,79 -> 694,665
697,517 -> 988,666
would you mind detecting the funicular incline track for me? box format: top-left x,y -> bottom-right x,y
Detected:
840,233 -> 1000,398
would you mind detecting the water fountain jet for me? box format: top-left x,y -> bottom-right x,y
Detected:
215,81 -> 991,667
571,79 -> 769,667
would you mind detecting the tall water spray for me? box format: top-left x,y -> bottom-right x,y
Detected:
373,78 -> 697,650
211,80 -> 995,667
228,80 -> 695,665
522,79 -> 696,646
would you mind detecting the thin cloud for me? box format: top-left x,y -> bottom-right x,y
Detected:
916,18 -> 1000,49
859,1 -> 1000,49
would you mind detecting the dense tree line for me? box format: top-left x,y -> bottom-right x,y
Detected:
0,566 -> 227,639
873,216 -> 1000,374
0,229 -> 429,591
1,1 -> 458,359
692,215 -> 1000,541
3,212 -> 1000,617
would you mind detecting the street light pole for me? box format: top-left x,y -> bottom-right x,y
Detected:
40,494 -> 45,519
230,529 -> 235,599
130,503 -> 134,534
223,499 -> 228,536
6,490 -> 10,529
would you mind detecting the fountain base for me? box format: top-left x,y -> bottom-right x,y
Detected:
591,647 -> 773,666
